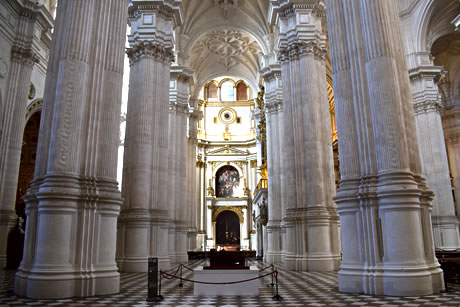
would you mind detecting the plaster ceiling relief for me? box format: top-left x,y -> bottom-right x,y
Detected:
191,29 -> 262,70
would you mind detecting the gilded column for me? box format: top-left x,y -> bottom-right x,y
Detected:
15,0 -> 128,299
326,0 -> 443,296
117,0 -> 182,272
270,0 -> 341,271
0,5 -> 39,269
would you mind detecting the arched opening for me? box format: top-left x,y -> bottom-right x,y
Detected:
215,165 -> 240,198
6,110 -> 41,269
216,210 -> 240,247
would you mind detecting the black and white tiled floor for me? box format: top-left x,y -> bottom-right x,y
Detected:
1,260 -> 460,306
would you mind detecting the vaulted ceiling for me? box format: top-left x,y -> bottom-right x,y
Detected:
177,0 -> 272,95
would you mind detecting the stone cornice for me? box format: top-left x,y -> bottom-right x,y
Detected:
126,42 -> 175,65
260,64 -> 281,82
408,65 -> 444,81
170,65 -> 194,84
128,0 -> 183,28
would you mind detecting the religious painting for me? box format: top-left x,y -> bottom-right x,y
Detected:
216,165 -> 240,197
216,210 -> 240,245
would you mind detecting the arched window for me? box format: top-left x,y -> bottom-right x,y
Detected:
221,81 -> 235,101
216,165 -> 240,197
207,82 -> 218,99
236,82 -> 247,100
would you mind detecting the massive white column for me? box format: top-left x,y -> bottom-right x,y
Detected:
261,64 -> 283,264
168,66 -> 192,263
326,0 -> 443,296
0,4 -> 39,269
409,64 -> 460,250
269,0 -> 341,271
117,0 -> 182,272
14,0 -> 128,299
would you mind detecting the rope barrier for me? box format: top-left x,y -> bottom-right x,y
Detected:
161,269 -> 275,285
158,263 -> 283,301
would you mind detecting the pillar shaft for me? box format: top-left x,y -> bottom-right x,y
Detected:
261,65 -> 283,264
326,0 -> 443,296
0,6 -> 39,269
117,0 -> 182,272
270,0 -> 340,271
15,0 -> 128,299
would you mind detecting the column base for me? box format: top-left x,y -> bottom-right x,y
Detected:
264,252 -> 283,265
338,265 -> 444,296
15,269 -> 120,299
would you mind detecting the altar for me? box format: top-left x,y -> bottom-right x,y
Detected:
193,250 -> 259,296
193,266 -> 259,296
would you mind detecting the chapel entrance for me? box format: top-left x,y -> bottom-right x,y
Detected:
216,210 -> 240,249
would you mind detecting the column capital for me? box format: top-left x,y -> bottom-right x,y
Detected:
128,0 -> 182,57
413,100 -> 442,115
269,0 -> 326,60
10,45 -> 39,65
126,41 -> 175,64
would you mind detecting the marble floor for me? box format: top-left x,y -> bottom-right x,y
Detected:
1,260 -> 459,306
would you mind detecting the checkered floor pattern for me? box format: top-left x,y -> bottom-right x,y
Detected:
1,260 -> 459,306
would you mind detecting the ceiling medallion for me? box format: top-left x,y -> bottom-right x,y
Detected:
214,0 -> 238,17
207,30 -> 248,58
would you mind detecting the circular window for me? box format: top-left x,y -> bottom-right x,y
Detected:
218,108 -> 237,124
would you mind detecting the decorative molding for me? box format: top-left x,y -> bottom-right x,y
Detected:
10,45 -> 39,65
413,100 -> 442,115
126,42 -> 175,65
277,40 -> 327,62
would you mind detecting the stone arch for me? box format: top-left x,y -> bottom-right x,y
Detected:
212,206 -> 244,223
25,98 -> 42,122
416,0 -> 460,53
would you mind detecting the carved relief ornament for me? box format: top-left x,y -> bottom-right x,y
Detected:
126,42 -> 175,65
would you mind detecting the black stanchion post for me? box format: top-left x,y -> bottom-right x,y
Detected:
147,257 -> 163,302
270,265 -> 275,287
179,264 -> 184,288
272,270 -> 282,301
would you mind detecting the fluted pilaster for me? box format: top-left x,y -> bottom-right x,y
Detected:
261,64 -> 283,264
409,65 -> 460,250
168,66 -> 193,264
15,0 -> 128,299
0,6 -> 39,269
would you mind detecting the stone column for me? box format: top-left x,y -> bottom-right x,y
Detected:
326,0 -> 443,296
409,64 -> 460,250
442,107 -> 460,220
0,4 -> 39,269
14,0 -> 128,299
168,66 -> 192,264
261,64 -> 283,264
187,106 -> 201,251
117,0 -> 182,272
270,0 -> 341,271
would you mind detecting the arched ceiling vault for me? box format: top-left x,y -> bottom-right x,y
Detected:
179,0 -> 271,97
